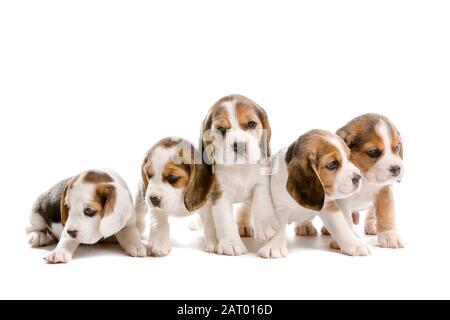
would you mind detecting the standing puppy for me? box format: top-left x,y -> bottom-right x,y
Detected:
259,130 -> 371,258
296,114 -> 406,249
135,138 -> 216,256
200,94 -> 279,256
27,169 -> 146,263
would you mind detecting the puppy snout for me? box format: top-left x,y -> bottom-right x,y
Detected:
352,174 -> 362,187
389,166 -> 401,177
150,196 -> 162,207
232,142 -> 246,155
67,230 -> 78,239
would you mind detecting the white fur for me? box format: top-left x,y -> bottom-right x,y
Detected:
259,145 -> 370,259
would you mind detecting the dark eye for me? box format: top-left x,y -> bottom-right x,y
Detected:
327,160 -> 339,170
247,121 -> 257,129
217,127 -> 227,135
368,149 -> 382,158
167,175 -> 180,184
395,143 -> 402,152
84,208 -> 97,217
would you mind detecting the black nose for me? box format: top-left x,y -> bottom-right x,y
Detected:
150,196 -> 161,207
390,166 -> 401,177
352,174 -> 362,186
233,142 -> 246,154
67,230 -> 78,239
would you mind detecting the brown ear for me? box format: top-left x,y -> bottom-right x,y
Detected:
255,105 -> 272,158
96,183 -> 117,217
60,183 -> 70,225
141,151 -> 151,190
184,148 -> 214,212
286,147 -> 324,211
199,110 -> 216,169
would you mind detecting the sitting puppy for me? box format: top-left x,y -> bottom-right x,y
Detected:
27,169 -> 146,263
259,130 -> 371,258
200,94 -> 279,256
135,137 -> 216,257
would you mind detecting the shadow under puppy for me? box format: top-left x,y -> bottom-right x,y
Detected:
27,169 -> 146,263
135,137 -> 216,257
297,114 -> 406,248
260,130 -> 371,258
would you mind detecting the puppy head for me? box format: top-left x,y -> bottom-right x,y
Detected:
285,130 -> 362,211
337,114 -> 404,185
141,138 -> 214,212
200,95 -> 271,166
61,171 -> 128,244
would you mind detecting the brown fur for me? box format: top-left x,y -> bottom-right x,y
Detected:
337,113 -> 403,175
375,186 -> 396,233
83,171 -> 114,184
285,130 -> 344,211
60,176 -> 78,225
95,183 -> 117,217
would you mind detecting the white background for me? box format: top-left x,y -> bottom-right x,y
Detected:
1,0 -> 449,300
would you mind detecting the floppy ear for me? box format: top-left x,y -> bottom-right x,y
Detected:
199,110 -> 216,170
184,149 -> 214,212
97,183 -> 124,238
255,105 -> 272,158
286,147 -> 325,211
141,151 -> 151,190
60,183 -> 70,225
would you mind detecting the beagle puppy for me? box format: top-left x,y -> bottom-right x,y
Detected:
135,137 -> 216,257
297,114 -> 406,248
259,130 -> 371,258
200,95 -> 279,256
26,169 -> 146,263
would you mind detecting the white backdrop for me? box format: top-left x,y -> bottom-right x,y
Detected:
1,0 -> 449,299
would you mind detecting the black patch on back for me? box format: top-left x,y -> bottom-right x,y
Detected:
32,177 -> 72,226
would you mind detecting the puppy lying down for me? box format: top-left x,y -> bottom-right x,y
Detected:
26,169 -> 146,263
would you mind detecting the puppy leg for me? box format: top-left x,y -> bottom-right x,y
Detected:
199,205 -> 218,253
375,186 -> 407,248
44,232 -> 79,264
26,211 -> 56,248
294,220 -> 317,236
252,179 -> 279,242
319,210 -> 371,256
365,207 -> 377,235
236,199 -> 254,238
134,187 -> 148,236
147,211 -> 171,257
115,217 -> 147,257
258,214 -> 288,259
212,198 -> 247,256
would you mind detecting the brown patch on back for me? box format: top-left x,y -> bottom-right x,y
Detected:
375,185 -> 396,233
83,171 -> 114,184
337,114 -> 403,173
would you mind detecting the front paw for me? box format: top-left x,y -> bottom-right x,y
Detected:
147,240 -> 172,257
378,231 -> 407,249
295,222 -> 317,236
238,223 -> 254,238
253,218 -> 279,242
258,245 -> 288,259
365,219 -> 377,235
204,239 -> 218,253
123,242 -> 147,257
216,238 -> 247,256
44,250 -> 73,264
335,241 -> 371,256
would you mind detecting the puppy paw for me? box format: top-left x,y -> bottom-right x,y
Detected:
204,239 -> 218,253
294,222 -> 317,236
238,223 -> 254,238
365,219 -> 378,235
321,226 -> 331,236
216,238 -> 247,256
335,241 -> 371,256
378,231 -> 407,249
253,218 -> 279,242
44,250 -> 72,264
28,231 -> 55,248
147,240 -> 172,257
124,242 -> 147,257
258,245 -> 288,259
